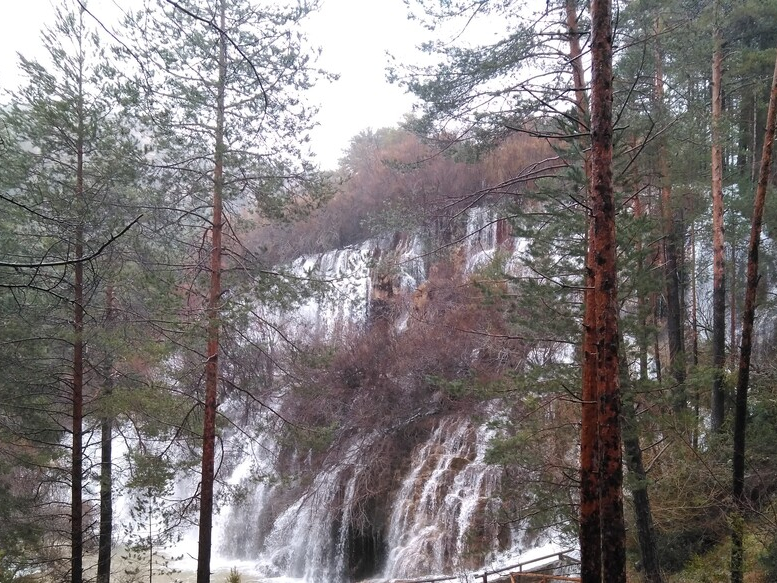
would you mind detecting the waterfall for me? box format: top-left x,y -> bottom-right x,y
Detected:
200,410 -> 567,583
284,232 -> 426,341
463,206 -> 529,277
465,207 -> 500,272
196,414 -> 511,582
382,417 -> 502,578
256,437 -> 369,582
148,208 -> 569,582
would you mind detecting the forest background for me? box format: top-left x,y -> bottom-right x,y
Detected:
2,0 -> 777,582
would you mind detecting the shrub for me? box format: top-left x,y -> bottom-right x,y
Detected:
227,567 -> 241,583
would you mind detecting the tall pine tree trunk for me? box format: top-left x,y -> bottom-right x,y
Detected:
633,193 -> 651,383
690,217 -> 701,449
620,343 -> 663,583
567,0 -> 601,574
72,171 -> 84,583
710,13 -> 726,433
71,38 -> 85,583
730,47 -> 777,583
626,190 -> 664,582
97,286 -> 115,583
565,0 -> 588,127
197,2 -> 226,581
581,0 -> 626,578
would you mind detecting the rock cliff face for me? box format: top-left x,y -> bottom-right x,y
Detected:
172,208 -> 571,582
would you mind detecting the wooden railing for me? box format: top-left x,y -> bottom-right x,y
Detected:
391,548 -> 580,583
502,575 -> 581,583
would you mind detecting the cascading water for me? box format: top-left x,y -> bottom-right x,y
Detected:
155,209 -> 569,582
465,207 -> 501,272
382,417 -> 503,578
286,232 -> 426,341
194,414 -> 512,583
255,434 -> 376,581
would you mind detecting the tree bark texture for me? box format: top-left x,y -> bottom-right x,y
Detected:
730,47 -> 777,583
565,1 -> 601,579
711,19 -> 726,433
197,3 -> 227,582
620,347 -> 664,583
580,231 -> 601,583
97,286 -> 115,583
581,0 -> 626,579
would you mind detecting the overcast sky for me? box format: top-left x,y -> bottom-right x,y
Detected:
304,0 -> 430,168
0,0 -> 431,170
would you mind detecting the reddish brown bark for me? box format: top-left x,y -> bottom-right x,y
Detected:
197,2 -> 227,582
564,1 -> 601,577
730,48 -> 777,583
711,19 -> 726,433
581,0 -> 626,578
580,238 -> 601,583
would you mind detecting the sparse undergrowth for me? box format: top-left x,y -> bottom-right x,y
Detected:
666,531 -> 769,583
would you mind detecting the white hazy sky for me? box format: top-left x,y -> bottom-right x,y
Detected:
0,0 -> 432,170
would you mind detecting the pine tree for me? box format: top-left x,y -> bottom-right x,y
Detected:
0,2 -> 145,578
730,46 -> 777,583
121,0 -> 328,577
710,0 -> 727,433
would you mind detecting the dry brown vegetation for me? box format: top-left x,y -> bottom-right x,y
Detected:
242,129 -> 552,265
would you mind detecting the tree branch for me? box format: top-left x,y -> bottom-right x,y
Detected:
0,216 -> 143,269
162,0 -> 268,112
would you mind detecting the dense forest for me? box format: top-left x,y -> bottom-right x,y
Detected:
3,0 -> 777,582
